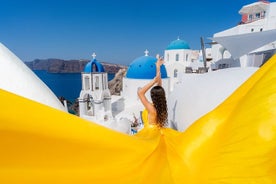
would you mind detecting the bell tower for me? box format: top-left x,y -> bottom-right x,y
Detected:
79,53 -> 112,121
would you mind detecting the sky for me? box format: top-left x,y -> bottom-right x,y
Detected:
0,0 -> 268,65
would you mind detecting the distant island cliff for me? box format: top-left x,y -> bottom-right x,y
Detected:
24,59 -> 127,73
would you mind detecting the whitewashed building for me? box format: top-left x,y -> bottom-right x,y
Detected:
78,53 -> 113,123
164,38 -> 208,90
211,1 -> 276,69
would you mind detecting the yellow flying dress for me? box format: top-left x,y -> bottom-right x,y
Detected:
1,55 -> 276,183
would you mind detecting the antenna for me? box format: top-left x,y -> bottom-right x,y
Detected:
200,37 -> 207,73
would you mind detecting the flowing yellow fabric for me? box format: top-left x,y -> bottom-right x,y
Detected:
1,55 -> 276,183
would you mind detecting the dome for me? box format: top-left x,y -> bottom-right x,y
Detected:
83,59 -> 105,73
166,38 -> 190,50
126,55 -> 168,79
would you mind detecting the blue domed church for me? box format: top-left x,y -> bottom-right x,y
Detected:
78,53 -> 112,122
122,50 -> 170,105
164,38 -> 201,90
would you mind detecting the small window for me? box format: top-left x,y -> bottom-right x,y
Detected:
186,54 -> 188,61
84,76 -> 90,90
95,76 -> 99,90
167,54 -> 169,61
174,69 -> 178,77
103,75 -> 107,89
176,54 -> 179,61
218,63 -> 229,69
249,14 -> 253,21
255,13 -> 260,19
251,28 -> 254,32
260,28 -> 263,32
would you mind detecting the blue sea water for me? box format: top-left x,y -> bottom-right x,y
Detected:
34,70 -> 115,102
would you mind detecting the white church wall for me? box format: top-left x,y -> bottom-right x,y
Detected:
164,49 -> 192,65
165,63 -> 186,91
122,78 -> 170,104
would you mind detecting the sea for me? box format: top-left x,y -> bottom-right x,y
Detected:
34,70 -> 115,102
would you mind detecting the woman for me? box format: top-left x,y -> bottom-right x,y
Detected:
137,55 -> 168,128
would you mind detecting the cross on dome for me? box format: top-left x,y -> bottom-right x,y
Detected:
144,49 -> 149,56
92,52 -> 96,59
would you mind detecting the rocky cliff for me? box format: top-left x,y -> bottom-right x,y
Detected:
108,68 -> 126,95
24,59 -> 127,74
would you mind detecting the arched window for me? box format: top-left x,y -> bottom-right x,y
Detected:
95,76 -> 99,90
176,54 -> 179,61
84,76 -> 90,90
103,75 -> 107,89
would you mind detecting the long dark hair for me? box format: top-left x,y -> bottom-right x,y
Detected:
150,85 -> 168,128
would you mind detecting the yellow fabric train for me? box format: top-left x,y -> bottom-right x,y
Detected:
1,55 -> 276,183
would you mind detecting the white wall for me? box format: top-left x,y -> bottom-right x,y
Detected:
122,77 -> 170,104
164,49 -> 192,65
267,2 -> 276,30
168,67 -> 258,131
